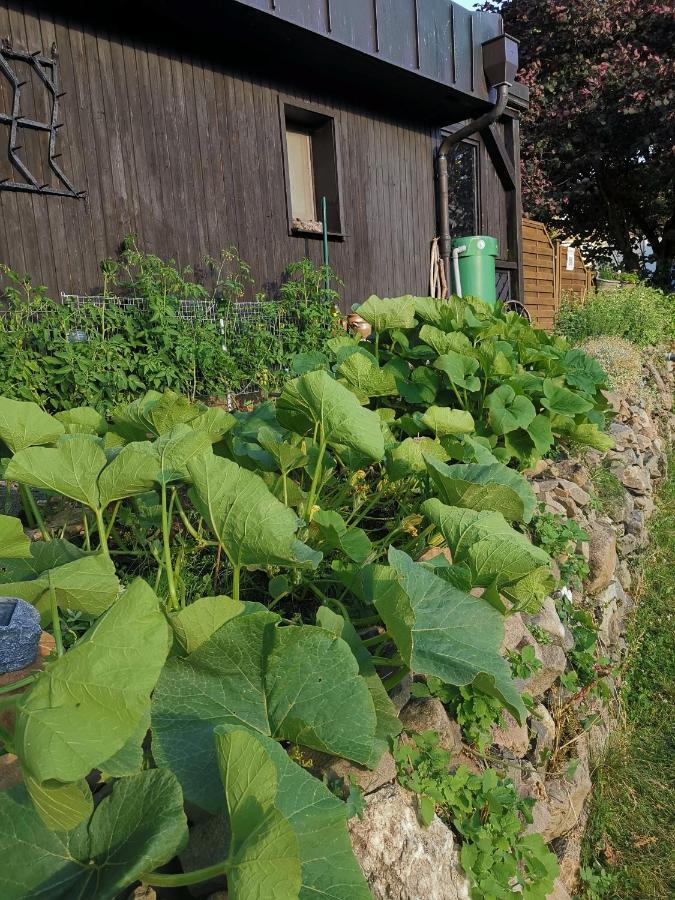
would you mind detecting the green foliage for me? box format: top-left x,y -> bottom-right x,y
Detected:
508,645 -> 542,681
0,245 -> 340,412
395,732 -> 559,899
556,285 -> 675,348
590,465 -> 626,520
412,677 -> 506,752
555,593 -> 608,696
530,509 -> 589,589
0,293 -> 578,897
338,293 -> 612,471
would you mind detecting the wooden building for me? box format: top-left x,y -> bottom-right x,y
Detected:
0,0 -> 528,311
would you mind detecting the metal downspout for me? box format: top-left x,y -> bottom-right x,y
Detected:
437,83 -> 510,288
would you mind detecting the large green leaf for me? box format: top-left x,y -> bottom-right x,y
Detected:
425,457 -> 537,523
54,407 -> 107,436
0,553 -> 119,619
312,509 -> 372,564
419,406 -> 475,436
386,436 -> 448,481
0,538 -> 85,583
0,397 -> 64,453
433,351 -> 481,391
0,514 -> 31,558
277,371 -> 385,461
169,594 -> 254,654
419,324 -> 472,356
153,424 -> 213,484
187,453 -> 320,570
558,421 -> 614,451
151,606 -> 381,812
540,378 -> 594,416
215,728 -> 301,899
355,294 -> 417,331
0,770 -> 187,900
44,554 -> 120,617
485,384 -> 536,435
112,389 -> 208,439
421,499 -> 519,559
15,579 -> 169,783
24,774 -> 93,832
337,348 -> 398,398
316,606 -> 402,762
6,435 -> 106,508
97,441 -> 157,507
376,548 -> 525,722
215,726 -> 371,900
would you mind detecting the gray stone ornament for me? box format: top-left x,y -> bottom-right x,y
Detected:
0,597 -> 41,674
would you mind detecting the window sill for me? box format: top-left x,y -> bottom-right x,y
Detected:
289,225 -> 345,241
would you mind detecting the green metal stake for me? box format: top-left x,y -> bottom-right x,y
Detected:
321,195 -> 330,295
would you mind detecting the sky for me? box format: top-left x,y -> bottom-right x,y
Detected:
454,1 -> 480,7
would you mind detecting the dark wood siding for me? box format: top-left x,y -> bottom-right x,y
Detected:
0,3 -> 521,310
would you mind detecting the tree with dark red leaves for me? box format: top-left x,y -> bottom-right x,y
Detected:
483,1 -> 674,284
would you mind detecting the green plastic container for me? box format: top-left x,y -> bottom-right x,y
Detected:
451,235 -> 499,306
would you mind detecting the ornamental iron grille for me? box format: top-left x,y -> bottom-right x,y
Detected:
495,269 -> 511,303
0,42 -> 82,198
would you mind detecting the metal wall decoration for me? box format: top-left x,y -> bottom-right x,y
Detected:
0,42 -> 83,198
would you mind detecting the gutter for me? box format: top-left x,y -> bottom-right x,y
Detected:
436,82 -> 510,286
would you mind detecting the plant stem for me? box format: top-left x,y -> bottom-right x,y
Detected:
83,512 -> 91,551
20,484 -> 50,542
0,673 -> 37,695
48,576 -> 64,658
105,500 -> 121,540
94,508 -> 110,560
174,490 -> 214,545
383,666 -> 411,691
370,655 -> 404,667
231,564 -> 240,603
160,482 -> 179,610
361,632 -> 390,648
304,429 -> 326,520
141,862 -> 228,888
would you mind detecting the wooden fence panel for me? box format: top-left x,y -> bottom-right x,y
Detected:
521,218 -> 595,330
521,217 -> 557,330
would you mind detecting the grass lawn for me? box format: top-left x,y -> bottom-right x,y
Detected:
580,455 -> 675,898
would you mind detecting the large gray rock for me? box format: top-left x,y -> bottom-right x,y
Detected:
527,750 -> 592,843
309,750 -> 397,796
492,711 -> 530,758
525,643 -> 567,698
348,783 -> 470,900
620,465 -> 650,495
400,697 -> 462,754
596,580 -> 633,649
585,523 -> 617,594
523,596 -> 568,649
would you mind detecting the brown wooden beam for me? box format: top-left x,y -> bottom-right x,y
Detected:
483,123 -> 516,192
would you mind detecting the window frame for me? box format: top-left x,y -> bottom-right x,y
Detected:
278,96 -> 346,240
443,130 -> 481,242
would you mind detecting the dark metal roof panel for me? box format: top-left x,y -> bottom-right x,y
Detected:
230,0 -> 506,103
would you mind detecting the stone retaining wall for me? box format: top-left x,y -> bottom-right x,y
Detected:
344,359 -> 674,900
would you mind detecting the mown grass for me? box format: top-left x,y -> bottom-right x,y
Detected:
580,455 -> 675,899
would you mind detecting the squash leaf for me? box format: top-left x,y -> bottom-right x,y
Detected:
15,579 -> 169,784
151,606 -> 383,813
0,770 -> 187,900
0,397 -> 64,453
188,453 -> 321,570
277,371 -> 385,461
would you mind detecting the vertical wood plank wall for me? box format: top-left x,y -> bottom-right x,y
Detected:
0,5 -> 520,311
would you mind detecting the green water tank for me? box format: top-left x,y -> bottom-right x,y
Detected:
451,235 -> 499,306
